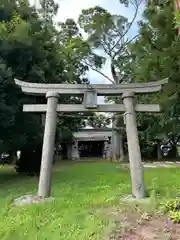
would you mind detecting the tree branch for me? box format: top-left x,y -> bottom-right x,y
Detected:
81,60 -> 114,83
110,3 -> 140,53
113,33 -> 139,59
111,62 -> 119,83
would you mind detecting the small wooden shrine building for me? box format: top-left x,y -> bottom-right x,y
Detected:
65,128 -> 113,160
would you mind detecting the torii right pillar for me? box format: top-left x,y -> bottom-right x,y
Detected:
122,92 -> 147,199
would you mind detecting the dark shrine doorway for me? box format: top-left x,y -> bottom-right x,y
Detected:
79,141 -> 104,158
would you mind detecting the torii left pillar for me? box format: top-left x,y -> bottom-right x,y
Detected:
38,91 -> 59,198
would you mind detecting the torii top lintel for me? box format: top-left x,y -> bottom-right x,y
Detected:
14,78 -> 168,96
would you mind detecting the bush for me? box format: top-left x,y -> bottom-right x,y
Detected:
160,198 -> 180,223
169,210 -> 180,223
15,143 -> 42,176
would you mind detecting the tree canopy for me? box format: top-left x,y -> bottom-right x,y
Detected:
0,0 -> 179,161
130,1 -> 180,142
87,114 -> 111,129
0,0 -> 91,155
77,0 -> 180,157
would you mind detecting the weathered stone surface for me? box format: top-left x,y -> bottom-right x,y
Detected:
122,92 -> 147,199
103,140 -> 109,159
38,91 -> 58,198
72,140 -> 79,160
23,103 -> 161,113
73,129 -> 112,139
12,195 -> 54,206
84,89 -> 97,108
120,194 -> 150,204
14,78 -> 168,200
15,78 -> 168,96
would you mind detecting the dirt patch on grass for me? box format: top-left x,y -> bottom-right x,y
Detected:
108,208 -> 180,240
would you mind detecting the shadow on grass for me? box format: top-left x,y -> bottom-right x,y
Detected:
0,165 -> 33,186
0,161 -> 98,188
0,161 -> 103,188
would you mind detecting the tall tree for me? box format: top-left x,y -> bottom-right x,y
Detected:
78,2 -> 143,161
0,0 -> 90,172
78,4 -> 141,84
129,0 -> 180,156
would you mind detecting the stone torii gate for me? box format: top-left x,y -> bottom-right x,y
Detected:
15,78 -> 168,199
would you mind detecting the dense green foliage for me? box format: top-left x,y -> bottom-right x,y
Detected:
0,0 -> 92,173
130,1 -> 180,154
77,1 -> 180,158
0,0 -> 180,163
87,114 -> 111,128
161,198 -> 180,223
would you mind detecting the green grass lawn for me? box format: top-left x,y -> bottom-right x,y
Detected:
0,162 -> 180,240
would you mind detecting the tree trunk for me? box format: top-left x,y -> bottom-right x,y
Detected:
67,142 -> 72,160
111,120 -> 117,161
111,114 -> 124,161
118,132 -> 124,161
157,142 -> 162,161
9,151 -> 16,164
